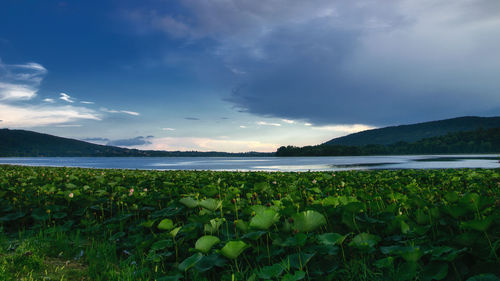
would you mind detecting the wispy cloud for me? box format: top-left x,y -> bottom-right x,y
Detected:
0,59 -> 101,127
184,117 -> 200,121
0,60 -> 46,101
257,121 -> 281,127
239,125 -> 247,128
80,101 -> 94,104
101,108 -> 140,116
162,127 -> 176,131
311,124 -> 376,134
59,93 -> 74,103
55,124 -> 82,127
0,82 -> 37,101
0,103 -> 100,127
120,110 -> 140,116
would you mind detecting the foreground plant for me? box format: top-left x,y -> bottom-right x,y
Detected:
0,165 -> 499,280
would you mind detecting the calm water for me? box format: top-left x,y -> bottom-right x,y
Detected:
0,155 -> 498,171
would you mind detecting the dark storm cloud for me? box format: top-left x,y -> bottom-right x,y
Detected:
107,136 -> 153,147
128,0 -> 500,126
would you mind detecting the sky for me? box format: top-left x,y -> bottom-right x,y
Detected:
0,0 -> 499,152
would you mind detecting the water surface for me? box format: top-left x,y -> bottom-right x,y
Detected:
0,155 -> 498,171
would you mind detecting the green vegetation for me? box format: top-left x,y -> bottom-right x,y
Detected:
325,116 -> 500,146
1,165 -> 499,280
0,129 -> 272,157
277,128 -> 500,156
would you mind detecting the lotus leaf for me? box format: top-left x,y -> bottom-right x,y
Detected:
249,208 -> 279,230
199,198 -> 221,211
178,253 -> 203,271
158,218 -> 174,230
170,226 -> 182,238
292,210 -> 326,232
258,263 -> 284,279
349,233 -> 380,250
317,233 -> 346,246
179,197 -> 199,208
220,241 -> 248,259
194,254 -> 226,272
195,235 -> 220,253
422,262 -> 448,281
283,252 -> 316,270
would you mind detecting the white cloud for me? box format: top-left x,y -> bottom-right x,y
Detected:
0,59 -> 46,101
80,101 -> 94,104
0,103 -> 100,127
0,59 -> 103,127
304,123 -> 312,126
239,125 -> 247,128
162,127 -> 176,131
12,62 -> 47,73
55,124 -> 82,128
281,119 -> 295,124
0,82 -> 37,100
59,93 -> 74,103
101,108 -> 140,116
257,121 -> 281,127
311,124 -> 376,134
138,136 -> 278,152
120,110 -> 140,116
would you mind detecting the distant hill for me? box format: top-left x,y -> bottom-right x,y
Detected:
0,129 -> 272,157
277,127 -> 500,156
325,116 -> 500,146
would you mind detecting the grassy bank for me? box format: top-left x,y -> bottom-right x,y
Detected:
0,165 -> 499,280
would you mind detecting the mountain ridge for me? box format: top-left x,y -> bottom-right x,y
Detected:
325,116 -> 500,146
0,129 -> 272,157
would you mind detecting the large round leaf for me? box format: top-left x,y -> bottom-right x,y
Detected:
400,246 -> 423,262
348,233 -> 381,251
158,218 -> 174,231
194,254 -> 226,272
199,198 -> 221,211
422,262 -> 448,281
178,253 -> 203,271
292,210 -> 326,232
258,263 -> 284,279
249,209 -> 280,230
220,241 -> 248,259
179,197 -> 199,208
317,233 -> 346,246
195,235 -> 220,253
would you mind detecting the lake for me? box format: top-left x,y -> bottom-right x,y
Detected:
0,154 -> 498,171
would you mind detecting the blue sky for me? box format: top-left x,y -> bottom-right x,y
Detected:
1,0 -> 499,152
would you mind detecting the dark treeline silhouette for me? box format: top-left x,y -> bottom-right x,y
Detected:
276,128 -> 500,156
